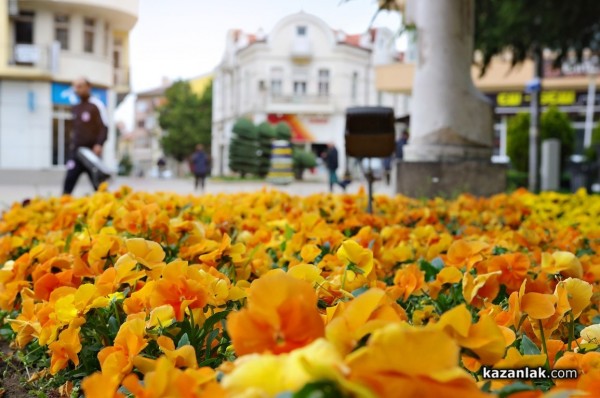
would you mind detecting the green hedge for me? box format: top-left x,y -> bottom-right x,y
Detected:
507,106 -> 575,173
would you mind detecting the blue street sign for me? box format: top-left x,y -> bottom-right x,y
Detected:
525,78 -> 542,94
51,82 -> 108,106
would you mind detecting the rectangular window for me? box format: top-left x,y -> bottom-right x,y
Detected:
351,71 -> 359,102
297,26 -> 307,36
54,14 -> 69,50
84,17 -> 95,53
14,11 -> 34,44
318,69 -> 330,96
293,81 -> 307,96
113,37 -> 122,68
270,67 -> 283,96
104,22 -> 110,56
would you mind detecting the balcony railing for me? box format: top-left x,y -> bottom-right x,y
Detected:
113,67 -> 130,87
291,36 -> 313,61
8,43 -> 57,71
269,94 -> 331,105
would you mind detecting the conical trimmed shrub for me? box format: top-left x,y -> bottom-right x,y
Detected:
229,118 -> 261,177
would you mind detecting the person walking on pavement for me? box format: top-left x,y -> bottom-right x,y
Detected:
190,144 -> 209,191
157,157 -> 167,178
396,131 -> 410,160
322,143 -> 348,193
63,77 -> 108,195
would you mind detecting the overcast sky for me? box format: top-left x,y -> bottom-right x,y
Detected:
129,0 -> 403,92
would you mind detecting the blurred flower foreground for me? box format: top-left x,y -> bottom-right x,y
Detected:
1,187 -> 600,397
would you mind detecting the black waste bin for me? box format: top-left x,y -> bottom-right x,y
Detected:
345,107 -> 396,158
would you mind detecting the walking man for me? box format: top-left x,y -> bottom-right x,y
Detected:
63,77 -> 108,195
190,144 -> 209,191
396,130 -> 410,160
322,143 -> 348,192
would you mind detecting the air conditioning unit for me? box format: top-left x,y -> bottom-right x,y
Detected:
14,44 -> 39,64
8,0 -> 19,16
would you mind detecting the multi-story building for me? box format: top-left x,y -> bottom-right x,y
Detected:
376,54 -> 600,161
0,0 -> 138,174
129,74 -> 212,176
211,11 -> 409,176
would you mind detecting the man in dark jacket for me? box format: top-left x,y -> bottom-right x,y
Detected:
322,143 -> 348,193
190,144 -> 209,191
383,131 -> 410,185
63,77 -> 108,195
396,131 -> 410,160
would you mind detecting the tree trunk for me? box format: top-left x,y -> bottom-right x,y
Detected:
294,168 -> 304,181
404,0 -> 494,161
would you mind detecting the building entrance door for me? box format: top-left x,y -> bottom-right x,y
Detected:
52,106 -> 72,166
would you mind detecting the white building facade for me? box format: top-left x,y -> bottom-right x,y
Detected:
211,12 -> 409,176
0,0 -> 138,172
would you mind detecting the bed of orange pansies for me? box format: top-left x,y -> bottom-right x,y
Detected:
1,186 -> 600,397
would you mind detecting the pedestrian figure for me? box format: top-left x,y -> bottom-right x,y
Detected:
63,77 -> 108,195
396,131 -> 410,160
383,157 -> 392,185
157,157 -> 167,178
190,144 -> 209,191
322,143 -> 348,192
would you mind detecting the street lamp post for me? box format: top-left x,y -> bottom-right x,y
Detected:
526,66 -> 542,193
584,56 -> 598,149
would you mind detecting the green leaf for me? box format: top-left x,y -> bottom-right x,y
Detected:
64,233 -> 74,252
554,349 -> 565,363
351,286 -> 369,297
492,246 -> 509,255
520,335 -> 541,355
431,257 -> 445,269
284,225 -> 295,240
492,284 -> 509,305
317,299 -> 329,310
418,258 -> 442,282
497,382 -> 536,398
347,263 -> 365,275
178,333 -> 190,348
480,381 -> 492,393
576,247 -> 595,257
74,219 -> 85,233
292,380 -> 349,398
205,328 -> 220,360
108,315 -> 119,336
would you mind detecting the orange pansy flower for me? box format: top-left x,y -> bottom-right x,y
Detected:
227,271 -> 324,355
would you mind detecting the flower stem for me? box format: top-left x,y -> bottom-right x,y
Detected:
113,301 -> 121,325
538,319 -> 550,368
568,312 -> 575,351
